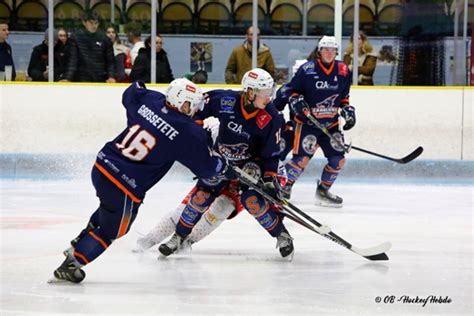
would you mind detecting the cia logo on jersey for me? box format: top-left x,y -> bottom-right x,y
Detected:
302,135 -> 318,155
220,96 -> 236,113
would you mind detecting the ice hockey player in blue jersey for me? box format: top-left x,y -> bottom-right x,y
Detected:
158,68 -> 295,259
50,79 -> 235,283
279,36 -> 356,207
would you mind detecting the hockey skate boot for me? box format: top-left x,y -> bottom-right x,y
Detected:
158,233 -> 185,257
315,181 -> 343,208
280,182 -> 293,200
52,253 -> 85,283
276,228 -> 294,259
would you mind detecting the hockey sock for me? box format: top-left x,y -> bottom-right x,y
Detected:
285,156 -> 311,185
73,227 -> 112,265
320,157 -> 346,188
188,195 -> 235,243
176,189 -> 215,237
241,191 -> 283,238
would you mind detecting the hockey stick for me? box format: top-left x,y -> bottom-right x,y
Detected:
234,167 -> 391,261
349,145 -> 424,164
303,110 -> 423,164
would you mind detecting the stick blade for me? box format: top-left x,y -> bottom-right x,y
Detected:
352,241 -> 392,261
364,252 -> 389,261
400,146 -> 424,164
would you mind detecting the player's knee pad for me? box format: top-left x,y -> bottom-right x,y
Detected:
241,190 -> 269,218
189,188 -> 215,212
327,156 -> 346,170
205,195 -> 235,223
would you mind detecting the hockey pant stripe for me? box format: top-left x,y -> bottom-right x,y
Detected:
292,123 -> 303,154
117,195 -> 133,238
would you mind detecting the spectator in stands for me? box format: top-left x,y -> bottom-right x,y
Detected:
54,28 -> 71,81
125,22 -> 145,75
224,26 -> 275,84
183,70 -> 208,84
27,28 -> 70,81
0,21 -> 16,81
343,31 -> 377,85
106,24 -> 129,82
130,34 -> 174,83
63,11 -> 115,82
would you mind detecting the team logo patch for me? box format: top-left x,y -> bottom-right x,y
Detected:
248,71 -> 258,79
185,84 -> 196,93
242,161 -> 262,181
329,132 -> 345,152
218,143 -> 250,161
338,63 -> 349,76
220,96 -> 236,112
302,135 -> 318,155
256,111 -> 272,129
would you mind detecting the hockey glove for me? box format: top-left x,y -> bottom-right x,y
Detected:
262,175 -> 283,200
288,95 -> 310,123
341,105 -> 356,130
218,157 -> 238,181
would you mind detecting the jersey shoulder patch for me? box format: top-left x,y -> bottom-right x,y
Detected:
338,62 -> 349,77
256,110 -> 272,129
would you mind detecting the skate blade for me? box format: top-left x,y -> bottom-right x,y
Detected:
282,251 -> 295,262
47,277 -> 74,284
314,199 -> 343,208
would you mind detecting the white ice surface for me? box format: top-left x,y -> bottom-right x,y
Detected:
1,178 -> 472,315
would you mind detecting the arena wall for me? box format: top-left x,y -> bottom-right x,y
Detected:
2,83 -> 472,160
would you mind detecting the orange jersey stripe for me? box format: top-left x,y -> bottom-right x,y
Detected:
94,163 -> 142,203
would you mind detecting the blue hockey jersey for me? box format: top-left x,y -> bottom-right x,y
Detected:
289,59 -> 351,128
94,82 -> 224,202
196,89 -> 283,176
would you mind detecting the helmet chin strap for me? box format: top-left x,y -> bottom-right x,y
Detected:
243,92 -> 258,113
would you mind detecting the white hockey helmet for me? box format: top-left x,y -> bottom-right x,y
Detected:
318,36 -> 339,51
241,68 -> 276,99
166,78 -> 204,116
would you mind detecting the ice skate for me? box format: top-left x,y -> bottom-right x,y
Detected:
276,229 -> 294,260
158,233 -> 186,257
315,181 -> 343,208
49,252 -> 85,284
280,182 -> 293,200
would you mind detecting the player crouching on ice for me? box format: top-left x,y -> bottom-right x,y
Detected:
156,68 -> 295,260
50,79 -> 236,284
279,36 -> 356,207
133,163 -> 289,255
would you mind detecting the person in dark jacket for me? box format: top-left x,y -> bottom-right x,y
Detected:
130,34 -> 174,83
63,11 -> 115,82
0,21 -> 16,81
27,28 -> 71,81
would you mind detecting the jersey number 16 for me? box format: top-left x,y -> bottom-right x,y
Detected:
116,124 -> 156,161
